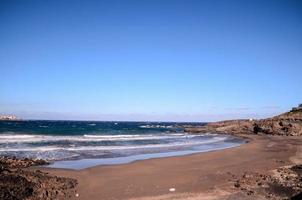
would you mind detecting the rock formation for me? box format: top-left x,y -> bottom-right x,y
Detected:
0,156 -> 77,200
184,108 -> 302,136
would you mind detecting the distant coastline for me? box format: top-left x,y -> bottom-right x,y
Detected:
0,115 -> 21,121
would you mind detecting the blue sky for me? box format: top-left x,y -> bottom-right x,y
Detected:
0,0 -> 302,121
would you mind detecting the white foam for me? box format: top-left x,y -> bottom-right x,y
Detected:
0,134 -> 36,139
139,125 -> 173,129
0,133 -> 196,143
83,134 -> 142,138
0,136 -> 228,152
0,146 -> 63,152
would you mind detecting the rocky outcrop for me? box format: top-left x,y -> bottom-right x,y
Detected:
229,165 -> 302,199
184,110 -> 302,136
0,156 -> 77,200
0,156 -> 48,169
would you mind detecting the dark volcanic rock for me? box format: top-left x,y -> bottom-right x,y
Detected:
0,157 -> 77,200
0,156 -> 49,169
228,165 -> 302,200
0,173 -> 34,200
184,110 -> 302,136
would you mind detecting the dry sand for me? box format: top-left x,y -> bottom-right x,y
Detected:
40,135 -> 302,200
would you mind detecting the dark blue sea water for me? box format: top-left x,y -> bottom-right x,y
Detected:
0,120 -> 244,169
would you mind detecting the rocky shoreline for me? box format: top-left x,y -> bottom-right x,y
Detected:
184,110 -> 302,136
228,164 -> 302,199
0,156 -> 77,200
182,109 -> 302,199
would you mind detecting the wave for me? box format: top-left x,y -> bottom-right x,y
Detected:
0,136 -> 228,152
0,133 -> 196,143
83,134 -> 142,138
0,132 -> 241,162
139,125 -> 173,129
0,134 -> 36,139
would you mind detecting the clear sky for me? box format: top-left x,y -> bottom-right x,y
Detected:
0,0 -> 302,122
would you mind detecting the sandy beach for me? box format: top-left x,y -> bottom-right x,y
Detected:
2,0 -> 302,199
38,134 -> 302,200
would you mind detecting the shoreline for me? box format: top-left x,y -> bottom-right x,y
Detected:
45,134 -> 246,170
37,134 -> 302,199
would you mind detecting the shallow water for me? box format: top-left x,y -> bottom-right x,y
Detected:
47,141 -> 244,169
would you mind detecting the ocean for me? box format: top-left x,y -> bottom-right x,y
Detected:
0,120 -> 244,169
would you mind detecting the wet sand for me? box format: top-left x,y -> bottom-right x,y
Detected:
39,135 -> 302,200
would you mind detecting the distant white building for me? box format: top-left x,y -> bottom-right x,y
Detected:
291,103 -> 302,111
0,115 -> 19,120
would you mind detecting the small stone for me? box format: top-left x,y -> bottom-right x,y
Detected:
234,182 -> 240,188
